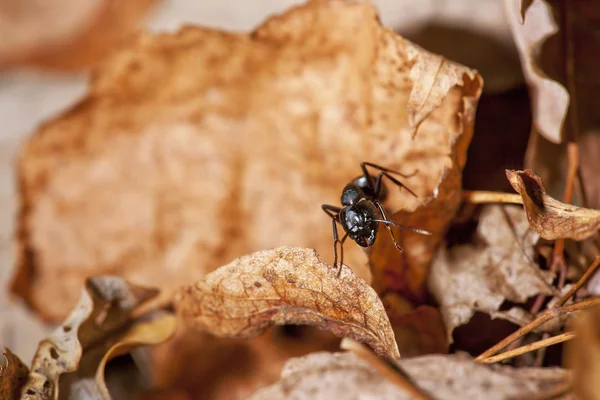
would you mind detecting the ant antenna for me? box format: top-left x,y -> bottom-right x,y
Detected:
372,219 -> 432,236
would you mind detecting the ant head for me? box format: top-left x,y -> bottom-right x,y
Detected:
339,201 -> 379,247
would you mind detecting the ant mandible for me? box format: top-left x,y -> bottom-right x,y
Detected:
322,162 -> 432,277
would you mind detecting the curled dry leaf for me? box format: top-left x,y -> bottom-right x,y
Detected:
0,347 -> 29,400
429,205 -> 554,340
20,276 -> 158,399
0,0 -> 158,70
13,0 -> 482,322
175,246 -> 400,359
507,169 -> 600,241
95,313 -> 177,400
564,305 -> 600,400
249,351 -> 571,400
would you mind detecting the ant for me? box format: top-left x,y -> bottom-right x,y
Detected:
322,162 -> 432,277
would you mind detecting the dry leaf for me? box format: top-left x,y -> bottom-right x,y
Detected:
505,0 -> 567,144
0,347 -> 29,400
20,276 -> 158,399
249,351 -> 571,400
12,0 -> 482,323
507,169 -> 600,241
175,246 -> 400,359
0,0 -> 158,71
95,313 -> 177,400
429,205 -> 554,340
565,305 -> 600,400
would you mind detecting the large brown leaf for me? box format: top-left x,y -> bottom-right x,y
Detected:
175,246 -> 400,359
507,169 -> 600,240
12,0 -> 482,322
249,352 -> 571,400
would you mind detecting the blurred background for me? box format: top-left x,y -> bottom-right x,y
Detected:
0,0 -> 529,369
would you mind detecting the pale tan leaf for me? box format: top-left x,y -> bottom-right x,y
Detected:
0,347 -> 29,400
249,352 -> 571,400
505,0 -> 567,144
95,313 -> 177,400
507,169 -> 600,240
13,0 -> 481,323
20,276 -> 158,400
175,246 -> 400,359
429,205 -> 554,340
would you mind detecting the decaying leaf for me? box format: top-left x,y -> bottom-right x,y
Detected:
0,347 -> 29,400
20,276 -> 158,399
249,351 -> 571,400
175,246 -> 400,359
0,0 -> 158,71
13,0 -> 482,323
429,205 -> 554,340
507,169 -> 600,241
564,305 -> 600,400
95,313 -> 177,400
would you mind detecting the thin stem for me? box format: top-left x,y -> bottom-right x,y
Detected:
556,256 -> 600,307
475,296 -> 600,361
462,191 -> 523,205
479,331 -> 576,364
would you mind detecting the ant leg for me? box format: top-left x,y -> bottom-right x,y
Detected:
321,204 -> 341,218
361,161 -> 418,179
336,232 -> 349,277
374,171 -> 418,198
322,204 -> 345,275
374,201 -> 404,253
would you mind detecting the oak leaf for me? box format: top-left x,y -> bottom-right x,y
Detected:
175,246 -> 400,359
429,205 -> 554,340
507,169 -> 600,241
12,0 -> 481,322
249,351 -> 571,400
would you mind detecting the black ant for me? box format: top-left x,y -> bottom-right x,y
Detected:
322,162 -> 432,277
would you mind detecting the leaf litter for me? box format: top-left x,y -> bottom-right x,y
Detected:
429,205 -> 555,340
6,0 -> 600,399
19,276 -> 174,400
